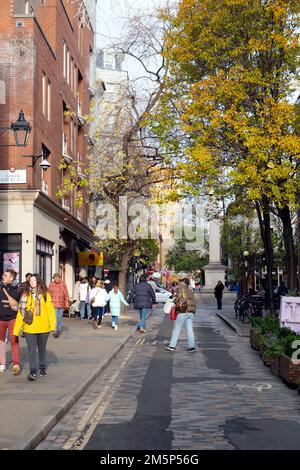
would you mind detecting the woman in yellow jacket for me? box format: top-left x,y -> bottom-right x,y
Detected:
13,274 -> 56,381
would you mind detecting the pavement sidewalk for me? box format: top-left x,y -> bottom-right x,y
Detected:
216,305 -> 251,337
0,309 -> 139,450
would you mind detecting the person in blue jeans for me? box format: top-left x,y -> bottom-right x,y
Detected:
165,278 -> 197,352
129,275 -> 156,333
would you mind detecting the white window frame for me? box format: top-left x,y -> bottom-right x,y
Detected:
66,49 -> 70,85
63,42 -> 66,78
47,80 -> 51,121
42,73 -> 47,116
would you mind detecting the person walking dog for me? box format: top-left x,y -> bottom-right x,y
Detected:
165,278 -> 196,353
13,274 -> 56,381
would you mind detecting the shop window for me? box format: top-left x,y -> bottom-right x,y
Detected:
36,235 -> 54,284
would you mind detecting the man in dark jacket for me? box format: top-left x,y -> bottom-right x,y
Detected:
0,269 -> 21,374
165,278 -> 197,353
130,274 -> 156,333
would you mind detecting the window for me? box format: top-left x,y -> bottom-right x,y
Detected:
63,42 -> 66,78
36,236 -> 54,285
70,119 -> 74,153
47,80 -> 51,121
67,49 -> 70,85
70,58 -> 74,92
104,52 -> 114,69
62,132 -> 68,156
74,65 -> 77,95
25,0 -> 30,14
42,73 -> 47,116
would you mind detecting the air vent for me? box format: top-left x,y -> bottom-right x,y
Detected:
16,21 -> 24,28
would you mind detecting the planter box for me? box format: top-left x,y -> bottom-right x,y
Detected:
250,328 -> 262,351
279,354 -> 300,385
270,358 -> 280,377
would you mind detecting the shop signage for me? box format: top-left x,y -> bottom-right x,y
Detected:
0,169 -> 26,184
280,297 -> 300,333
78,251 -> 104,266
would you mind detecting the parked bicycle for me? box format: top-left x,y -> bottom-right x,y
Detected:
234,294 -> 266,323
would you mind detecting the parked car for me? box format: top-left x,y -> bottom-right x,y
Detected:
154,287 -> 173,303
127,285 -> 173,304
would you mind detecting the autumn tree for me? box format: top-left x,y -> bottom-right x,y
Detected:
151,0 -> 300,308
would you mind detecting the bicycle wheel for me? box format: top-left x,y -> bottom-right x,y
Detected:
243,303 -> 254,323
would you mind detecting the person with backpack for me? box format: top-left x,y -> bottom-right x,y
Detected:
48,273 -> 70,337
0,269 -> 21,375
165,278 -> 197,353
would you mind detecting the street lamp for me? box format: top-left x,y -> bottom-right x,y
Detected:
0,110 -> 31,147
243,250 -> 249,292
23,147 -> 51,171
10,110 -> 31,147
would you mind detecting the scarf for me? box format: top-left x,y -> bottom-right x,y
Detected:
20,289 -> 42,317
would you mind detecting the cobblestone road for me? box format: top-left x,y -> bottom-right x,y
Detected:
36,305 -> 300,450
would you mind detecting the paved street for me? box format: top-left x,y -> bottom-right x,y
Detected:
34,299 -> 300,451
0,309 -> 138,450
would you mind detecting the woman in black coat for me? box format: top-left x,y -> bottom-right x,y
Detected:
214,281 -> 224,310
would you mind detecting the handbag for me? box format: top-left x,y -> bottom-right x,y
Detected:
164,298 -> 174,314
23,308 -> 34,325
2,287 -> 19,312
169,305 -> 177,320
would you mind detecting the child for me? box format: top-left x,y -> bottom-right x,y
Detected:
107,283 -> 129,330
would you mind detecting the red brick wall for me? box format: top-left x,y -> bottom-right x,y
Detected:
0,0 -> 94,224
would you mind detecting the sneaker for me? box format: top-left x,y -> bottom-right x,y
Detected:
139,327 -> 146,333
112,323 -> 115,328
0,364 -> 6,373
53,332 -> 61,338
165,345 -> 175,351
27,373 -> 37,381
93,322 -> 98,329
40,368 -> 47,377
97,325 -> 102,329
12,365 -> 21,376
187,347 -> 196,353
114,325 -> 118,331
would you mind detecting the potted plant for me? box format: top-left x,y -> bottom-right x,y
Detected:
279,332 -> 300,386
250,316 -> 264,351
260,334 -> 285,370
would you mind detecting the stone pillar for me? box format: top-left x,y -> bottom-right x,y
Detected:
203,219 -> 226,290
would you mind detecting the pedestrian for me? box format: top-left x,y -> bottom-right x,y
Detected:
147,277 -> 157,292
73,277 -> 81,317
90,280 -> 109,329
79,277 -> 92,320
107,283 -> 129,330
129,274 -> 156,334
48,273 -> 70,337
103,276 -> 113,316
19,272 -> 32,291
13,274 -> 56,381
214,280 -> 224,310
0,269 -> 21,375
165,278 -> 197,353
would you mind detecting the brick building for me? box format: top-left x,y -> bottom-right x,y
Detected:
0,0 -> 96,293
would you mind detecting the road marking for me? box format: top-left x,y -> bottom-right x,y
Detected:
236,383 -> 272,392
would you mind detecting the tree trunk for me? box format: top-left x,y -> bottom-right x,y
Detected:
118,246 -> 132,314
255,200 -> 275,315
277,205 -> 297,292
